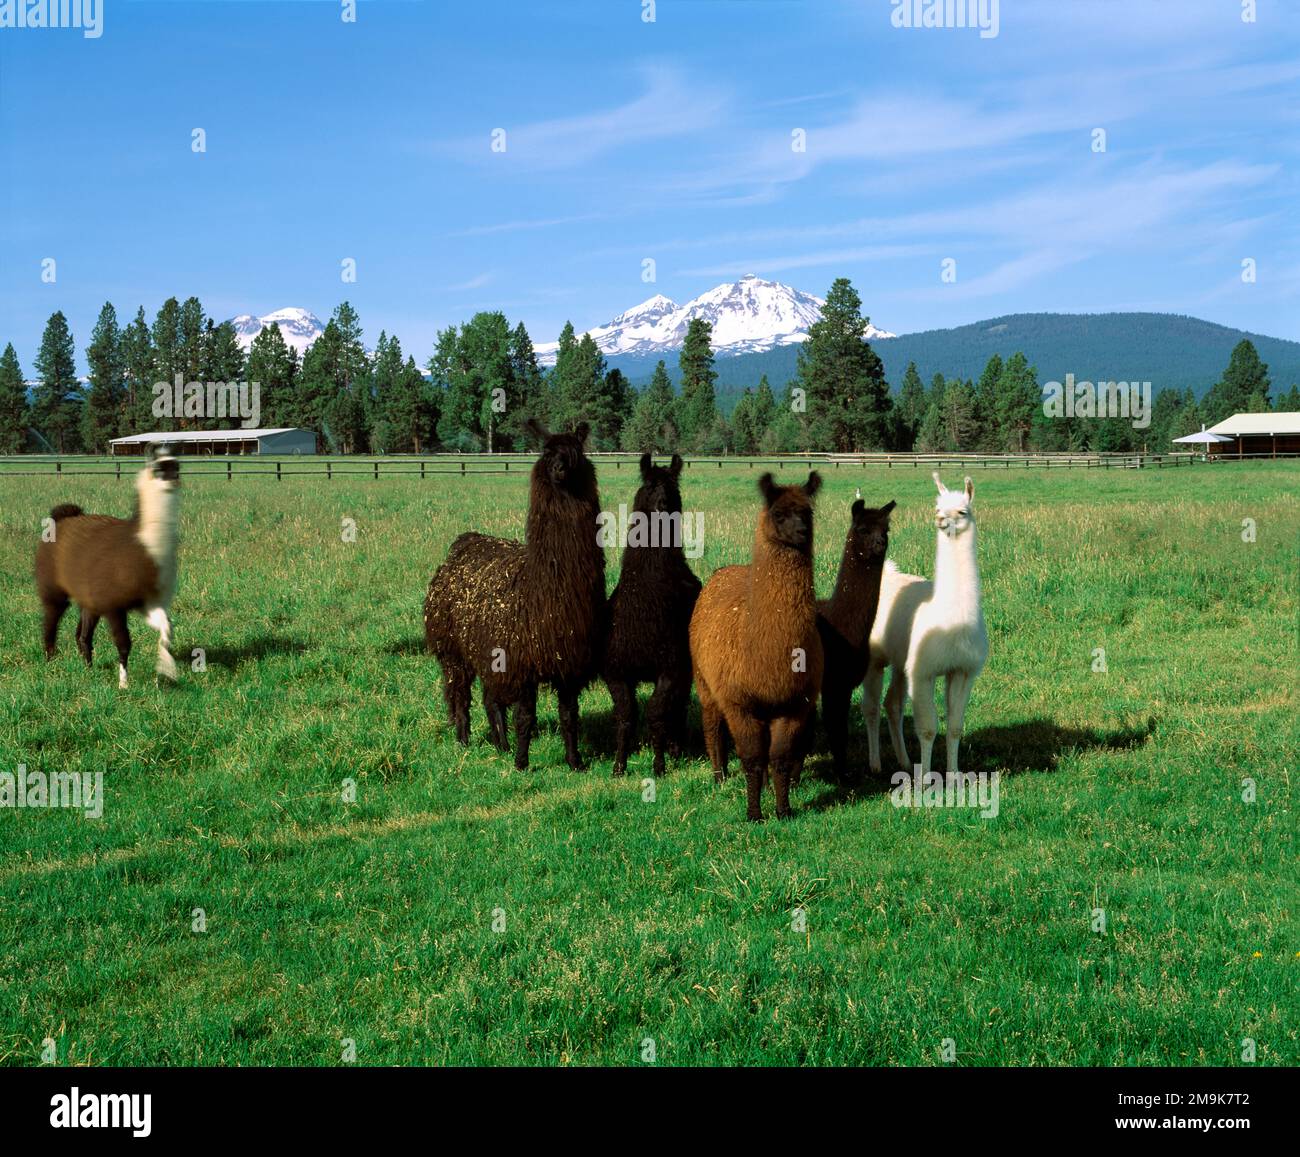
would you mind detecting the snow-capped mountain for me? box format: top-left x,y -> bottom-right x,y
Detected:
534,275 -> 894,364
230,308 -> 325,357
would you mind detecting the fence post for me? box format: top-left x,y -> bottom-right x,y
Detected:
226,460 -> 232,482
327,461 -> 332,481
420,461 -> 425,480
116,461 -> 121,480
276,461 -> 281,482
374,460 -> 379,481
461,461 -> 466,476
56,461 -> 61,476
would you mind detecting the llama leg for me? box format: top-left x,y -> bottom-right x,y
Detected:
482,686 -> 509,752
910,673 -> 938,777
557,683 -> 585,771
731,718 -> 769,822
645,674 -> 674,778
863,663 -> 885,774
885,669 -> 911,770
944,670 -> 974,777
608,678 -> 637,777
77,611 -> 100,667
823,686 -> 852,782
146,606 -> 177,680
441,657 -> 473,745
697,677 -> 728,782
106,608 -> 131,690
513,682 -> 538,771
41,595 -> 69,660
768,717 -> 803,819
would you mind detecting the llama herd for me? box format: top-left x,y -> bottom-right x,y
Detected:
33,424 -> 988,821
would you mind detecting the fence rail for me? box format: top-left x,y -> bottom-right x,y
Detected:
0,450 -> 1294,479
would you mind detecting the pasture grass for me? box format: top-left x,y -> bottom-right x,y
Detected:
0,459 -> 1295,1066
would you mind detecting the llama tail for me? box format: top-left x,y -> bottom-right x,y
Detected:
49,504 -> 84,521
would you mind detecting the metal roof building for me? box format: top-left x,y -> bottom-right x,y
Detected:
109,428 -> 318,456
1204,411 -> 1300,457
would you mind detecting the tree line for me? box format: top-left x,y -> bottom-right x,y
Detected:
2,279 -> 1294,455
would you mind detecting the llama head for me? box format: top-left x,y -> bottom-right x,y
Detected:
634,453 -> 685,515
848,496 -> 896,560
525,418 -> 596,495
757,470 -> 821,553
138,446 -> 181,500
932,472 -> 974,539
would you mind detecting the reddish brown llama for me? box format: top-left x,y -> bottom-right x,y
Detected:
423,420 -> 605,770
34,450 -> 182,689
689,471 -> 823,821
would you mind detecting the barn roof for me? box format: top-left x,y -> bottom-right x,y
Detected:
1206,411 -> 1300,436
109,428 -> 306,444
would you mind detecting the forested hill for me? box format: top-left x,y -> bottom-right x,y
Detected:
607,312 -> 1300,406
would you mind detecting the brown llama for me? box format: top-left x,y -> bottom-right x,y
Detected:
34,448 -> 182,689
602,453 -> 701,777
689,471 -> 823,821
800,494 -> 896,782
423,420 -> 605,770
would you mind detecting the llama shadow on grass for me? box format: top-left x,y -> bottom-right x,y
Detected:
203,635 -> 308,671
794,715 -> 1157,812
383,636 -> 428,658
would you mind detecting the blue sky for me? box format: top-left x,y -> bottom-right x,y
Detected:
1,0 -> 1297,370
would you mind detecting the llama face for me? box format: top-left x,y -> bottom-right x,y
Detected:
138,455 -> 181,498
529,420 -> 594,493
933,473 -> 974,538
635,453 -> 685,515
758,471 -> 821,553
849,498 -> 896,559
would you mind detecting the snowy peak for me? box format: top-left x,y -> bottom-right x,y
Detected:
230,307 -> 325,356
535,277 -> 893,364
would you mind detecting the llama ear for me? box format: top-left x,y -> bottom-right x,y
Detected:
851,498 -> 866,520
669,454 -> 683,478
881,499 -> 897,518
757,472 -> 778,507
524,418 -> 550,444
573,422 -> 590,445
932,471 -> 945,494
803,471 -> 822,500
964,476 -> 974,502
639,453 -> 653,480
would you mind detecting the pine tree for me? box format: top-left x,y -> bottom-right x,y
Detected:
752,375 -> 777,445
508,322 -> 546,436
621,360 -> 677,453
676,318 -> 717,451
895,360 -> 927,451
150,298 -> 182,431
764,381 -> 813,452
974,353 -> 1004,451
120,307 -> 155,434
797,277 -> 892,451
941,378 -> 979,450
730,388 -> 757,454
81,302 -> 124,452
994,352 -> 1040,452
551,331 -> 607,438
31,311 -> 82,452
1203,339 -> 1270,425
247,323 -> 296,429
597,367 -> 634,450
1276,384 -> 1300,411
331,302 -> 371,451
0,343 -> 29,452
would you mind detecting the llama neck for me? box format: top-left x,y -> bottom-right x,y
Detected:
135,486 -> 179,600
932,523 -> 982,620
824,540 -> 886,648
747,526 -> 816,658
525,488 -> 605,589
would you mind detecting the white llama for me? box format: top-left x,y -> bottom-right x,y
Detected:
861,473 -> 987,777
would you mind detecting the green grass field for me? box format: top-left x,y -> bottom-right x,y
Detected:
0,459 -> 1295,1066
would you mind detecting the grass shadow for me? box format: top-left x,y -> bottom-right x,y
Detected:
203,635 -> 309,671
383,636 -> 427,657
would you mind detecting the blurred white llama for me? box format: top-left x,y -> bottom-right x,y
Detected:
862,473 -> 987,776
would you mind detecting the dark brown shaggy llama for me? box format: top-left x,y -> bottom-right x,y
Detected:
423,420 -> 605,770
34,451 -> 182,689
602,453 -> 701,777
800,495 -> 895,782
688,471 -> 823,821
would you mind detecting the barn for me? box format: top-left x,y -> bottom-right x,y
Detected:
1204,412 -> 1300,458
109,428 -> 318,456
